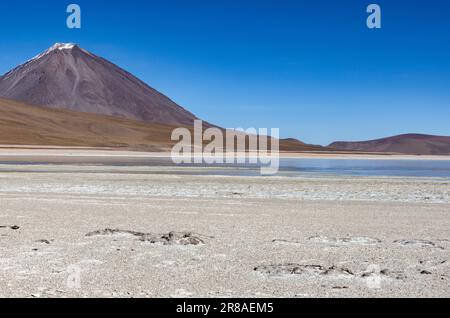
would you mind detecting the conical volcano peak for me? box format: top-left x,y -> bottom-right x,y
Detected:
0,43 -> 199,126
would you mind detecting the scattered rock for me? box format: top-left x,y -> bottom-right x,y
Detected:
323,266 -> 355,276
419,259 -> 447,267
86,229 -> 209,246
307,235 -> 382,245
36,239 -> 51,244
255,264 -> 322,276
394,239 -> 441,248
361,268 -> 406,281
420,270 -> 432,275
255,263 -> 406,282
254,264 -> 354,278
86,229 -> 146,237
0,225 -> 20,230
140,232 -> 205,246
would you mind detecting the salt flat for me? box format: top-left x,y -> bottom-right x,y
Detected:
0,167 -> 449,298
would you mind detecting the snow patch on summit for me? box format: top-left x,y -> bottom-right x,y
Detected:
50,43 -> 77,51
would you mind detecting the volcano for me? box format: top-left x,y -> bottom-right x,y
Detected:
0,43 -> 198,126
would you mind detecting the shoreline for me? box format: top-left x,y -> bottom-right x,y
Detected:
1,147 -> 450,162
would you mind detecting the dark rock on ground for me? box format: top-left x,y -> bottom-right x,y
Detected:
86,228 -> 209,246
86,229 -> 146,237
254,264 -> 354,277
0,225 -> 20,230
140,231 -> 205,246
36,239 -> 52,244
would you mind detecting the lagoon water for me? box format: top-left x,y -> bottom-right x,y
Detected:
198,158 -> 450,178
2,157 -> 450,179
278,158 -> 450,178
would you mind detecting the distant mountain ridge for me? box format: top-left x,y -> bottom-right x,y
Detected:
0,43 -> 198,126
329,134 -> 450,155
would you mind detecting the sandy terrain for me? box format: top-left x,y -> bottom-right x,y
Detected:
2,147 -> 450,163
0,165 -> 449,298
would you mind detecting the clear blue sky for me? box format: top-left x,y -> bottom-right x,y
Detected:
1,0 -> 449,145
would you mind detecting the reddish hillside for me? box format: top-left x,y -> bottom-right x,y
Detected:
329,134 -> 450,155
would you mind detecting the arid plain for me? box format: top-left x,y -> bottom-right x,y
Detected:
0,159 -> 449,298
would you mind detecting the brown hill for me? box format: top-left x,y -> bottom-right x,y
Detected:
0,97 -> 183,151
279,138 -> 329,152
0,97 -> 326,152
329,134 -> 450,155
0,43 -> 198,126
